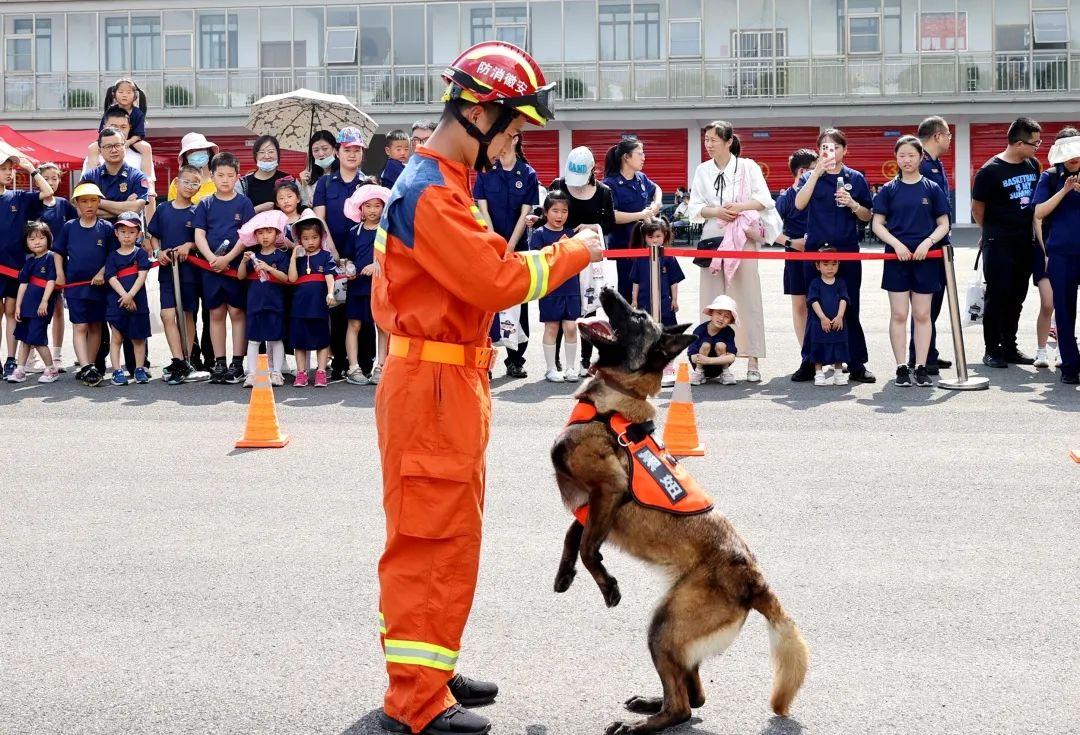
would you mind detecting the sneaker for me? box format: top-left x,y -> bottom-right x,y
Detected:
83,366 -> 103,387
314,369 -> 328,387
505,363 -> 527,379
834,370 -> 849,386
24,352 -> 45,373
579,365 -> 591,378
293,370 -> 309,387
545,369 -> 565,383
814,370 -> 833,386
1033,349 -> 1050,368
346,366 -> 368,385
269,371 -> 285,387
720,368 -> 737,385
210,362 -> 229,384
110,369 -> 128,386
74,364 -> 88,382
134,367 -> 150,384
690,368 -> 706,386
243,372 -> 256,388
746,369 -> 762,383
564,367 -> 580,383
283,355 -> 296,376
224,362 -> 245,384
369,365 -> 382,385
166,361 -> 191,386
3,357 -> 16,378
660,364 -> 677,387
894,364 -> 912,387
5,366 -> 26,383
914,365 -> 933,387
38,366 -> 60,383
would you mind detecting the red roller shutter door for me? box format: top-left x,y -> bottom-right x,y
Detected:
522,130 -> 560,185
698,126 -> 819,193
970,121 -> 1072,180
571,129 -> 688,194
840,125 -> 956,187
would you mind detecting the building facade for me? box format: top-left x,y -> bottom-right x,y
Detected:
4,0 -> 1080,221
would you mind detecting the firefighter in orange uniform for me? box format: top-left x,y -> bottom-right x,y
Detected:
372,42 -> 605,735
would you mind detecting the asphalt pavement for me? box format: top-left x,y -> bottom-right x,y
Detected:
2,246 -> 1077,735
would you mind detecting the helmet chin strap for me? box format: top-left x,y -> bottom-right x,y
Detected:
452,103 -> 516,173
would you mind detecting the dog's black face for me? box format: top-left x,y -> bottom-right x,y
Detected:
578,288 -> 696,376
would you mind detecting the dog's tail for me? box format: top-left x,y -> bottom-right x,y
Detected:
751,587 -> 809,717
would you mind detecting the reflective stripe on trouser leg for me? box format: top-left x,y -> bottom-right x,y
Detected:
376,358 -> 489,733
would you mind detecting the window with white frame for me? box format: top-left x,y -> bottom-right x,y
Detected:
732,29 -> 787,58
1032,9 -> 1068,47
164,10 -> 192,70
5,16 -> 34,72
326,6 -> 358,65
131,15 -> 161,71
847,14 -> 882,54
668,0 -> 701,57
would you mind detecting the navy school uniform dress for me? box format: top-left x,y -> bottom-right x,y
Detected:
340,224 -> 377,324
629,255 -> 685,326
776,185 -> 810,296
473,158 -> 540,349
290,249 -> 337,350
805,276 -> 851,366
872,176 -> 951,294
192,193 -> 256,310
381,158 -> 406,190
604,170 -> 658,300
147,201 -> 200,313
14,252 -> 57,346
530,225 -> 581,323
41,197 -> 77,241
0,189 -> 43,299
245,249 -> 290,343
1032,166 -> 1080,380
686,322 -> 737,379
798,165 -> 873,371
53,218 -> 116,324
104,246 -> 152,340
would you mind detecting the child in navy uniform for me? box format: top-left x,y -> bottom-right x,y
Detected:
341,184 -> 390,385
0,149 -> 51,379
37,162 -> 76,372
237,210 -> 291,387
193,151 -> 256,385
104,212 -> 152,385
805,248 -> 850,387
688,295 -> 739,386
531,190 -> 581,383
8,222 -> 60,384
288,212 -> 338,387
628,219 -> 684,326
380,130 -> 410,189
871,135 -> 951,388
775,149 -> 818,381
148,164 -> 202,384
54,182 -> 115,387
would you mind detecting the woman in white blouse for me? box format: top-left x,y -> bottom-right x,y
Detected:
688,120 -> 780,382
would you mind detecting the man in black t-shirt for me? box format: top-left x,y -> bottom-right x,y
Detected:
971,117 -> 1042,368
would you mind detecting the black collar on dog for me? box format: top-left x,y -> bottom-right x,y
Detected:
624,421 -> 656,443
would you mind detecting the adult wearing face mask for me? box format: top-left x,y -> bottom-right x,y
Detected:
299,130 -> 338,207
168,132 -> 218,204
239,135 -> 290,213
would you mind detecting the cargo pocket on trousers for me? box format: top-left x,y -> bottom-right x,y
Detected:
399,451 -> 479,539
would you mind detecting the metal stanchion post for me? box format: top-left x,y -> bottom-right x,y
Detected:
938,244 -> 989,391
649,239 -> 662,324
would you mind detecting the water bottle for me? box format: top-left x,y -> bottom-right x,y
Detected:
215,239 -> 231,256
835,176 -> 846,207
344,261 -> 357,278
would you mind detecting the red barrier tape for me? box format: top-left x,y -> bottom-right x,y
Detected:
603,247 -> 944,262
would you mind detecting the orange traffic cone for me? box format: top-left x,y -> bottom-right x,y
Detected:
1071,448 -> 1080,463
663,362 -> 704,457
235,354 -> 289,449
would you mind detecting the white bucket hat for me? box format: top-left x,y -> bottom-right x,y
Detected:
1048,135 -> 1080,165
703,295 -> 739,325
177,132 -> 220,164
564,146 -> 595,187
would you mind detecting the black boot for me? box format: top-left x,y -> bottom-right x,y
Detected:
448,673 -> 498,707
790,360 -> 815,382
378,704 -> 490,735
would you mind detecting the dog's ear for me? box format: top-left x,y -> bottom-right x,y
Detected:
657,331 -> 696,361
664,322 -> 693,336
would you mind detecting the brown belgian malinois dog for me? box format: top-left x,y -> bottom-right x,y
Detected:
551,288 -> 809,735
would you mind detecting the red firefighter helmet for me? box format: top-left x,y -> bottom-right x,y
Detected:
442,41 -> 556,126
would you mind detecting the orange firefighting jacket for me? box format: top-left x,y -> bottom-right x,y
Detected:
372,147 -> 590,344
566,400 -> 714,525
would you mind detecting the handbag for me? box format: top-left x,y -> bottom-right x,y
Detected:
693,236 -> 724,269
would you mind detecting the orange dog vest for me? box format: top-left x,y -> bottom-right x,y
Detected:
565,401 -> 713,525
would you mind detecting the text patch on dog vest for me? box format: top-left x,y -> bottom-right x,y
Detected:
565,401 -> 713,524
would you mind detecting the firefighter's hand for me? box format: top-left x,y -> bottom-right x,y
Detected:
575,227 -> 605,263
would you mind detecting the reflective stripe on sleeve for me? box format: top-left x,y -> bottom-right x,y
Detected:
374,227 -> 387,253
521,251 -> 550,302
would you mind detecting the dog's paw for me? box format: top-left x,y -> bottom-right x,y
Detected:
623,696 -> 663,714
604,720 -> 639,735
553,567 -> 576,593
602,578 -> 621,608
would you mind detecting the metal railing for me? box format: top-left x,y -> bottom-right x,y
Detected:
5,51 -> 1080,114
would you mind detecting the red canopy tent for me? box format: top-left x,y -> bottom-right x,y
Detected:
0,125 -> 84,168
